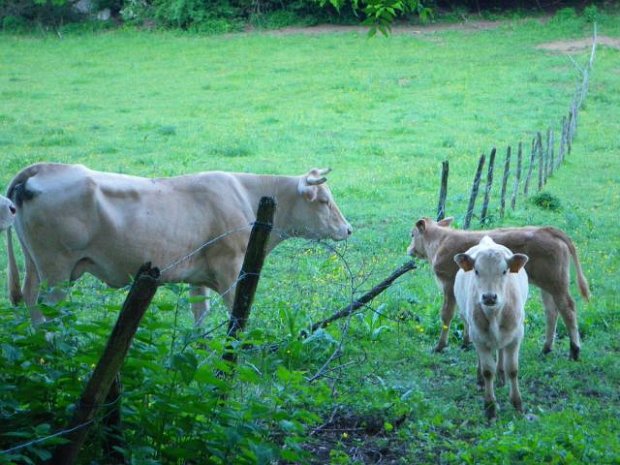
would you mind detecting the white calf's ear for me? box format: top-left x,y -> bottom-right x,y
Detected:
508,253 -> 529,273
454,253 -> 475,272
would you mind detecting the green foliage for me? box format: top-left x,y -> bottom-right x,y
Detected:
530,192 -> 562,212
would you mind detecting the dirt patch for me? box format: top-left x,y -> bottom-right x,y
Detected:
537,36 -> 620,52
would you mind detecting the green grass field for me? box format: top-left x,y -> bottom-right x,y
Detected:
1,10 -> 619,465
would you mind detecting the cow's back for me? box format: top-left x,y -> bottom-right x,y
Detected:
435,227 -> 567,292
10,163 -> 254,287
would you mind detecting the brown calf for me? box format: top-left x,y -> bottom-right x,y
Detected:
407,217 -> 590,361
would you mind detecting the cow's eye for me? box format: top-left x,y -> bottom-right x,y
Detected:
474,270 -> 479,276
503,270 -> 507,275
319,199 -> 329,206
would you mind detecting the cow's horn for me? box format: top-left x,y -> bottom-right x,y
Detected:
317,167 -> 332,176
306,176 -> 327,186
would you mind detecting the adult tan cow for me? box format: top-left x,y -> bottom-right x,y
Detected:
0,195 -> 16,232
407,217 -> 590,360
7,163 -> 352,324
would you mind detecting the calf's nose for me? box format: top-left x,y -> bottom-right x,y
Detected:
482,293 -> 497,306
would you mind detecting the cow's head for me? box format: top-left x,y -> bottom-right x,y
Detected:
454,236 -> 528,311
407,216 -> 454,258
291,168 -> 352,241
0,195 -> 16,232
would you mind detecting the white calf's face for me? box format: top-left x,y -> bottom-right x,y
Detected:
0,195 -> 16,231
293,169 -> 352,241
455,242 -> 528,311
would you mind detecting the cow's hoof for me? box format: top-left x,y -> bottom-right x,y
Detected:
484,401 -> 497,421
569,343 -> 580,361
541,346 -> 552,355
432,344 -> 446,354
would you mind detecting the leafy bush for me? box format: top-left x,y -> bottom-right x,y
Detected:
530,191 -> 562,212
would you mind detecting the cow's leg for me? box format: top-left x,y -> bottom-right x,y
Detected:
190,285 -> 210,325
553,292 -> 581,361
541,290 -> 558,355
23,253 -> 45,324
477,345 -> 497,420
214,256 -> 244,313
34,258 -> 73,322
496,349 -> 505,387
435,283 -> 457,353
503,340 -> 523,413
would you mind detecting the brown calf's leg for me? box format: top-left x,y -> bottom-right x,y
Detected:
553,293 -> 581,361
541,291 -> 559,355
435,285 -> 457,353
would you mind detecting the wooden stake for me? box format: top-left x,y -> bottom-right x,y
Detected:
510,142 -> 522,210
463,154 -> 486,230
436,161 -> 449,221
499,146 -> 511,218
480,147 -> 496,225
52,263 -> 160,465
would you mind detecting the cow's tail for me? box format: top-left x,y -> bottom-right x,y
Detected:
5,163 -> 44,306
7,227 -> 23,305
547,227 -> 591,301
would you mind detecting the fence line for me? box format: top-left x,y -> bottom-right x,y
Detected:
439,25 -> 597,227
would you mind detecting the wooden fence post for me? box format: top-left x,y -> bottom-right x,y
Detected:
102,375 -> 125,465
510,142 -> 522,210
307,261 -> 417,333
537,132 -> 544,191
480,147 -> 496,225
223,196 -> 276,364
558,116 -> 567,167
567,111 -> 573,155
436,161 -> 449,221
463,154 -> 486,230
51,263 -> 160,465
499,146 -> 511,218
523,138 -> 536,196
548,128 -> 555,177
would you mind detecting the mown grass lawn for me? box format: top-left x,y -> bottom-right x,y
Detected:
0,10 -> 619,465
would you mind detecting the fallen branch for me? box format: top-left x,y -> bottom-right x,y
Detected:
305,261 -> 417,335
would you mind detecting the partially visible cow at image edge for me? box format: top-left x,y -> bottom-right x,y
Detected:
6,163 -> 352,325
0,195 -> 16,232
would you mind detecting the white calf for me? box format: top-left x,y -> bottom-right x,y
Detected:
454,236 -> 529,420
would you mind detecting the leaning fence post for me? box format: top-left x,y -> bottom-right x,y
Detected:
51,263 -> 160,465
499,146 -> 511,218
480,147 -> 496,225
436,161 -> 449,221
511,142 -> 522,210
463,154 -> 486,230
223,196 -> 276,365
523,138 -> 536,196
102,375 -> 126,465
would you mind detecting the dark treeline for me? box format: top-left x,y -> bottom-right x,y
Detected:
0,0 -> 606,34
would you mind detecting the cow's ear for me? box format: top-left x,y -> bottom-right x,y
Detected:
454,253 -> 474,272
507,253 -> 529,273
415,218 -> 427,232
298,179 -> 318,202
437,217 -> 454,227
